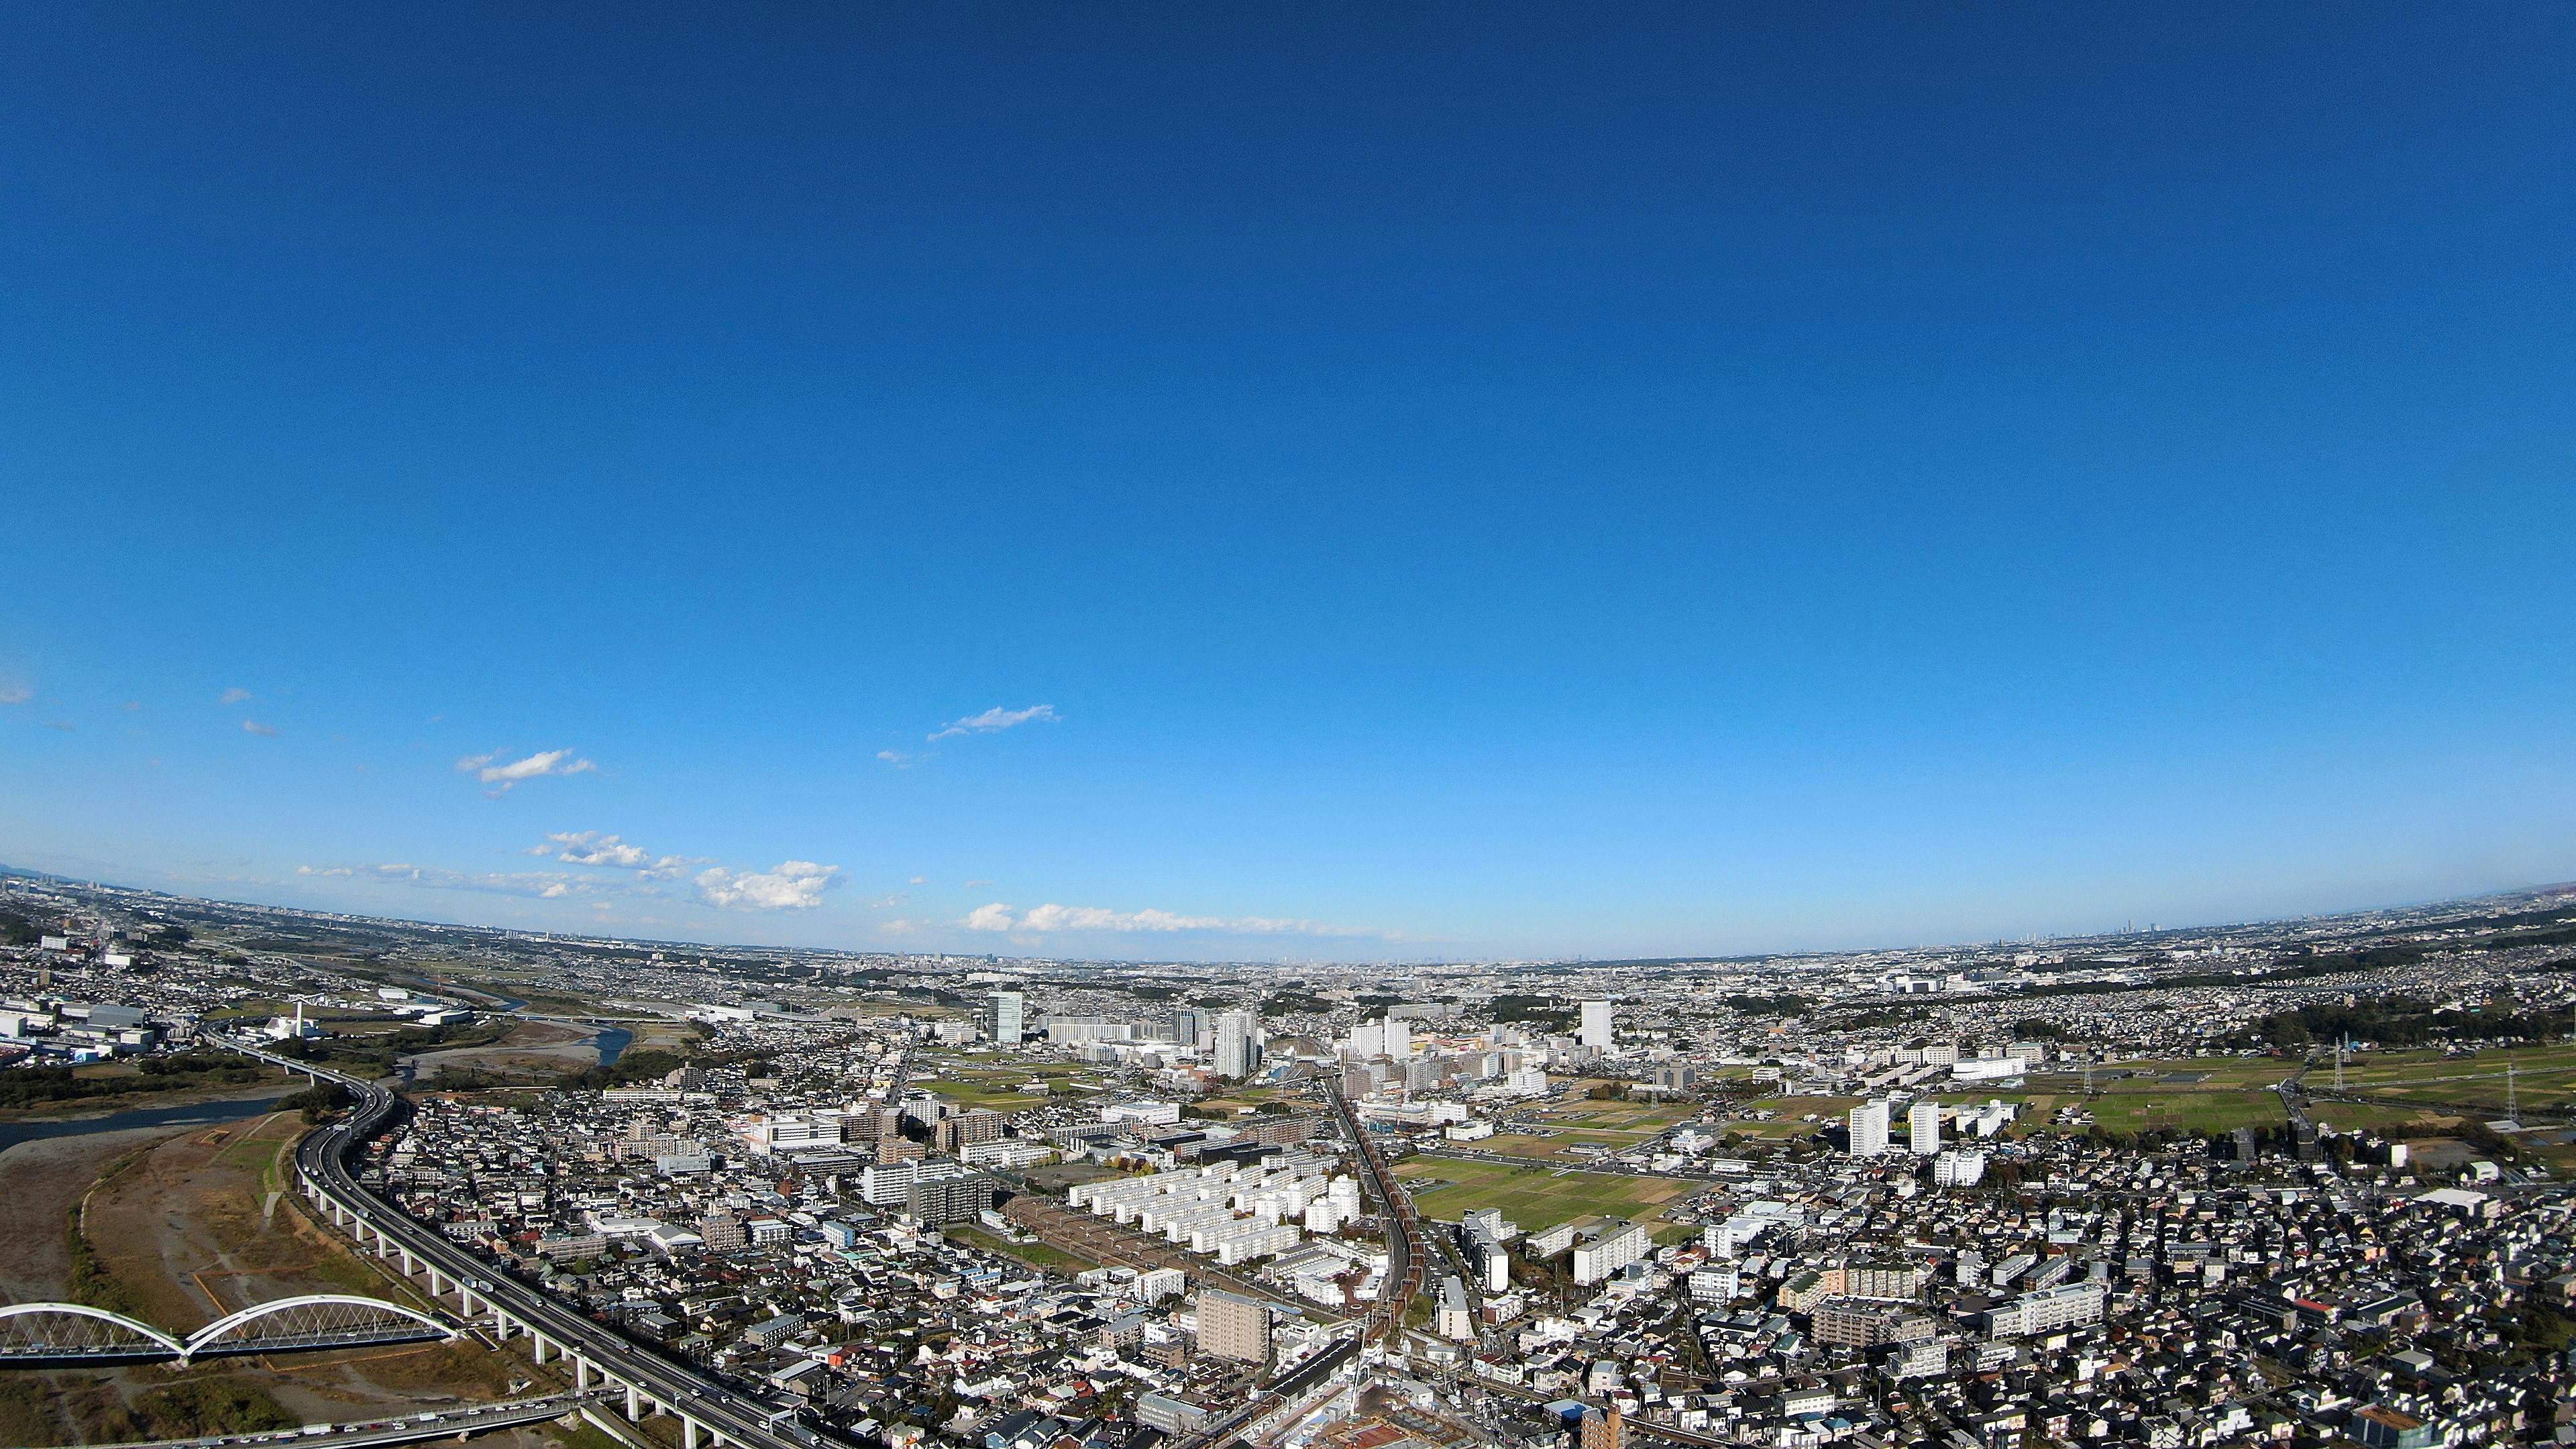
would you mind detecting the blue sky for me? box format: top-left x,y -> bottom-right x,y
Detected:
3,6 -> 2573,959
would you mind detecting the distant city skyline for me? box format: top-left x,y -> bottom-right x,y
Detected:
6,7 -> 2575,959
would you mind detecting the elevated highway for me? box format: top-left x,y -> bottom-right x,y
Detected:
222,1036 -> 818,1449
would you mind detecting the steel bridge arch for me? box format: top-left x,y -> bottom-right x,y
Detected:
0,1301 -> 189,1360
182,1294 -> 456,1362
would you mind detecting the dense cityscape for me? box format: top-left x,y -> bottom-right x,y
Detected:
11,871 -> 2576,1449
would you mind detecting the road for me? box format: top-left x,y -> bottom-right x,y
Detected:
222,1036 -> 818,1449
101,1391 -> 603,1449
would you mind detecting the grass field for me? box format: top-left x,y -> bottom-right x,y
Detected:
1721,1095 -> 1858,1139
2329,1045 -> 2576,1116
914,1059 -> 1103,1110
1536,1093 -> 1698,1133
946,1225 -> 1096,1277
1395,1157 -> 1691,1233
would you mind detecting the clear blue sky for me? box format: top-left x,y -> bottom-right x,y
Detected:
4,6 -> 2573,959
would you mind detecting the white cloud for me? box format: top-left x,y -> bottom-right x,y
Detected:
928,704 -> 1059,741
528,830 -> 698,878
0,687 -> 31,706
219,687 -> 254,704
456,748 -> 598,795
964,878 -> 994,888
695,861 -> 841,911
908,875 -> 926,885
241,719 -> 280,737
959,900 -> 1383,938
877,749 -> 933,769
297,862 -> 614,900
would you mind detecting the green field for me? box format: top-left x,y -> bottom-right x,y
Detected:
1721,1095 -> 1859,1139
2330,1044 -> 2576,1116
946,1225 -> 1097,1277
914,1059 -> 1104,1110
1395,1157 -> 1690,1232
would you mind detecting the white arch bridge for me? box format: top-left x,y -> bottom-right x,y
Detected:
0,1295 -> 456,1367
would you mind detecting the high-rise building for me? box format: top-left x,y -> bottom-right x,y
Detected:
904,1163 -> 996,1224
1849,1099 -> 1892,1157
1193,1289 -> 1271,1363
1579,1405 -> 1625,1449
1909,1099 -> 1941,1155
697,1211 -> 747,1252
1170,1008 -> 1209,1050
981,990 -> 1025,1046
1214,1011 -> 1263,1079
1578,1000 -> 1613,1051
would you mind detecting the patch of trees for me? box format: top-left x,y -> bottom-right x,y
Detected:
1724,994 -> 1809,1017
1488,996 -> 1576,1028
551,1046 -> 692,1092
0,910 -> 39,947
278,1081 -> 352,1122
0,1053 -> 270,1110
1260,991 -> 1333,1017
2253,995 -> 2571,1049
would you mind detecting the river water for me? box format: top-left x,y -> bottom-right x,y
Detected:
0,1093 -> 292,1156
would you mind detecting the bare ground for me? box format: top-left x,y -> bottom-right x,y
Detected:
3,1109 -> 571,1446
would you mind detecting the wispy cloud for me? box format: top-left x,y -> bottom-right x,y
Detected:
241,719 -> 280,737
297,863 -> 615,900
0,687 -> 32,706
929,704 -> 1059,741
44,720 -> 74,733
695,861 -> 842,911
525,831 -> 700,879
219,687 -> 254,704
455,748 -> 598,796
964,878 -> 993,888
960,900 -> 1389,938
877,749 -> 934,769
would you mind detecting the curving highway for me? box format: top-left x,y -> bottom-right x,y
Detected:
223,1036 -> 818,1449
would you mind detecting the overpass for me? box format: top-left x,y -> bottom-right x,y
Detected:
221,1036 -> 820,1449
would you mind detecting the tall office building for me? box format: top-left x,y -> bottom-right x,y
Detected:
1849,1099 -> 1892,1157
1193,1289 -> 1271,1363
1578,1000 -> 1614,1051
1214,1011 -> 1263,1079
981,989 -> 1025,1046
1170,1007 -> 1210,1050
1909,1099 -> 1942,1155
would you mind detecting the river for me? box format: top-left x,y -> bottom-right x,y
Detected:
0,1092 -> 293,1155
594,1026 -> 631,1065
